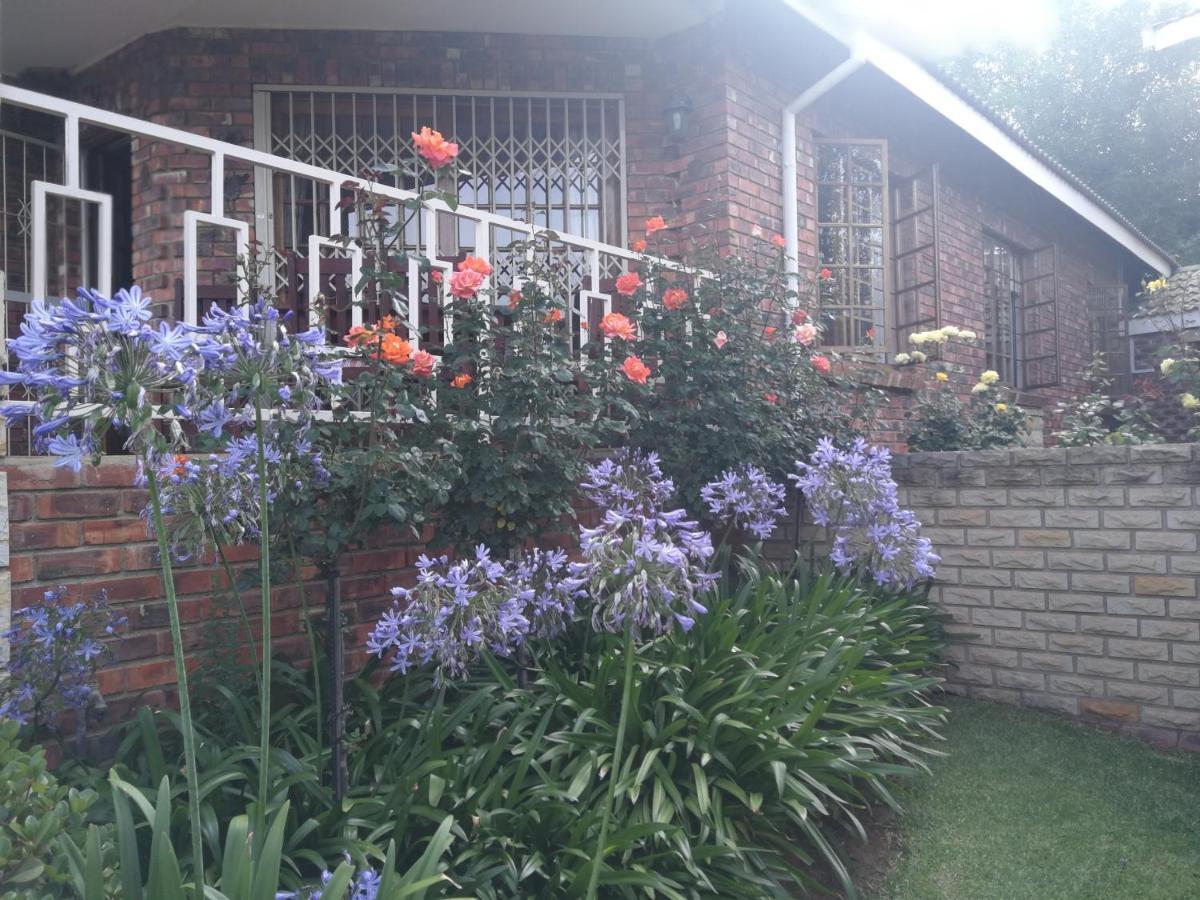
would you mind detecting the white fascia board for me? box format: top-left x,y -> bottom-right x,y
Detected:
1143,12 -> 1200,51
780,0 -> 1175,276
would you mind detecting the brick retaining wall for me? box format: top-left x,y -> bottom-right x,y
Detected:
892,444 -> 1200,750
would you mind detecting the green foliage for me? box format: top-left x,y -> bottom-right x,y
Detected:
1053,353 -> 1160,447
906,371 -> 1029,451
108,565 -> 943,898
945,0 -> 1200,264
429,239 -> 634,553
630,253 -> 878,510
0,721 -> 114,899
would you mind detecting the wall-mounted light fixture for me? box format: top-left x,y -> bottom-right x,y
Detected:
664,94 -> 693,143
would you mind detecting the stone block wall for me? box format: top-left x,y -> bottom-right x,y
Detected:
893,444 -> 1200,750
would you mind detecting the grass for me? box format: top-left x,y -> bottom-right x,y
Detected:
872,697 -> 1200,900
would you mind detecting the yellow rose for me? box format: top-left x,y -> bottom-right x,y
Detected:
935,371 -> 949,382
971,382 -> 988,394
1182,393 -> 1200,410
1161,358 -> 1176,376
980,370 -> 1000,385
995,402 -> 1008,412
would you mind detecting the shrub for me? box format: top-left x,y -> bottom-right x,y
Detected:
627,247 -> 877,510
338,565 -> 945,897
1053,352 -> 1160,446
0,721 -> 114,899
900,329 -> 1029,451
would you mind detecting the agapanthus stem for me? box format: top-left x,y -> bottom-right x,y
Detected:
254,398 -> 273,838
146,468 -> 205,894
213,538 -> 260,693
587,623 -> 635,900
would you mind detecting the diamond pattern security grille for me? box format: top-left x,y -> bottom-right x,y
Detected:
260,89 -> 627,283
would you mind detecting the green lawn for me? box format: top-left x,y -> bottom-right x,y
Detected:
873,697 -> 1200,900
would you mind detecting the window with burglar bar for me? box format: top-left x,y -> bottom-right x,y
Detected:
816,140 -> 889,353
255,88 -> 627,278
984,238 -> 1022,385
983,236 -> 1061,389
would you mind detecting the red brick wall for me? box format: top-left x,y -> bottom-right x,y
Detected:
4,457 -> 430,727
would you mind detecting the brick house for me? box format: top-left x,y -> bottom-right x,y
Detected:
0,0 -> 1178,718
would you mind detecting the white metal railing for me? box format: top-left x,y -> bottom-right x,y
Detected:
0,83 -> 686,350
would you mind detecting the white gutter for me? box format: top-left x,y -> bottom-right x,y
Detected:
782,54 -> 866,285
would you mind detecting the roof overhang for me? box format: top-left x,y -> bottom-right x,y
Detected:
0,0 -> 720,75
782,0 -> 1175,276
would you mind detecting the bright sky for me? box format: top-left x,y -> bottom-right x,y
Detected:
825,0 -> 1194,58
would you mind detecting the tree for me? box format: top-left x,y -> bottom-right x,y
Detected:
945,0 -> 1200,264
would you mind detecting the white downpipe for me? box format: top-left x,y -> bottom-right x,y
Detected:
781,55 -> 866,287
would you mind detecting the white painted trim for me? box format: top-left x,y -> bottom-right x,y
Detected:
1144,12 -> 1200,50
1129,310 -> 1200,336
780,1 -> 1174,276
307,235 -> 364,331
31,181 -> 112,300
182,211 -> 249,324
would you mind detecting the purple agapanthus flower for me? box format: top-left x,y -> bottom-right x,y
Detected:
573,450 -> 716,637
0,587 -> 126,729
791,438 -> 939,588
700,464 -> 787,540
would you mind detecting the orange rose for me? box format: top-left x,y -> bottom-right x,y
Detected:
764,326 -> 777,338
378,314 -> 399,333
811,354 -> 831,374
544,309 -> 564,324
615,272 -> 643,296
457,255 -> 493,276
645,215 -> 667,234
449,269 -> 485,299
411,349 -> 436,377
412,126 -> 459,168
451,373 -> 472,388
794,323 -> 817,346
631,239 -> 647,253
379,334 -> 413,366
662,287 -> 689,310
771,234 -> 786,248
621,354 -> 651,384
763,392 -> 778,404
600,311 -> 636,340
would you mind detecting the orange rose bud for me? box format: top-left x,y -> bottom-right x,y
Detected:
451,373 -> 472,388
771,233 -> 786,248
631,239 -> 648,253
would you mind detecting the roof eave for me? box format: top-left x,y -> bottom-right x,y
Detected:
780,0 -> 1176,276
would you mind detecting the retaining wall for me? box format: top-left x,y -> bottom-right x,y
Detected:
892,444 -> 1200,750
